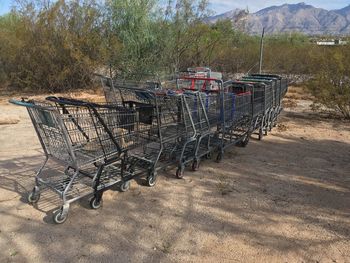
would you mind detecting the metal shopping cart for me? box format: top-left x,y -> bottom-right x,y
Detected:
172,74 -> 253,162
10,97 -> 137,223
241,75 -> 288,131
101,77 -> 201,182
250,74 -> 289,114
174,90 -> 211,177
240,77 -> 277,131
224,80 -> 273,140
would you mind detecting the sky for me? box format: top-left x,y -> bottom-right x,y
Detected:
0,0 -> 12,15
1,0 -> 349,15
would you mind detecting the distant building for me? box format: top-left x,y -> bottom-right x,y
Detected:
316,39 -> 348,46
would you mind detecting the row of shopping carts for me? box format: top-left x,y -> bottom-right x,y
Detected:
10,70 -> 288,224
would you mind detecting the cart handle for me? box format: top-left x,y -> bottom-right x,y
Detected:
9,98 -> 32,107
46,96 -> 129,111
9,98 -> 48,109
179,76 -> 223,82
235,91 -> 252,96
46,96 -> 91,107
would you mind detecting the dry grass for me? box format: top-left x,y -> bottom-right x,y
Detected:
285,86 -> 313,100
283,99 -> 298,109
277,123 -> 288,132
0,116 -> 20,125
1,84 -> 104,104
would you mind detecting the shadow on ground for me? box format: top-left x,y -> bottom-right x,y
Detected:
0,133 -> 349,262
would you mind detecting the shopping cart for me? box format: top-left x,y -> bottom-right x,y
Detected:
250,74 -> 288,114
101,77 -> 200,182
9,97 -> 137,223
224,80 -> 273,140
175,90 -> 212,177
245,75 -> 287,127
173,75 -> 253,162
240,77 -> 277,131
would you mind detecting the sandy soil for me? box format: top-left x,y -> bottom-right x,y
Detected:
0,88 -> 349,263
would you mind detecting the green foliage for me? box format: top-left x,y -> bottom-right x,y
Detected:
307,46 -> 350,119
0,0 -> 349,118
107,0 -> 161,76
1,0 -> 107,92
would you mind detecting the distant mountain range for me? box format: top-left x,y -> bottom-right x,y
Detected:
208,2 -> 350,35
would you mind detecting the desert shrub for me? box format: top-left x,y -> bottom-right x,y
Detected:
0,0 -> 349,97
307,47 -> 350,119
0,0 -> 107,92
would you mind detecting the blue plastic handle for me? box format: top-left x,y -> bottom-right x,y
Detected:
9,98 -> 36,108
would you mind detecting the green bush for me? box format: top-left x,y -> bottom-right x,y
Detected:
0,0 -> 349,103
307,47 -> 350,119
0,1 -> 107,92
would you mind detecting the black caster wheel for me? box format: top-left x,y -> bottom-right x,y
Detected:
216,152 -> 223,163
205,152 -> 211,159
264,129 -> 268,136
120,181 -> 131,192
238,135 -> 250,147
27,191 -> 40,204
191,160 -> 200,171
53,209 -> 68,224
146,172 -> 157,187
176,166 -> 185,179
90,196 -> 103,209
128,167 -> 135,175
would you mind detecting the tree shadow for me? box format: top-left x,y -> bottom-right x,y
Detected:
0,134 -> 349,262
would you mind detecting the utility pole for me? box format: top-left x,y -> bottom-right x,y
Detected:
259,28 -> 265,74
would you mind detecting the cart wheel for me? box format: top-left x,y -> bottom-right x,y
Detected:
27,191 -> 40,204
191,160 -> 200,171
205,152 -> 211,159
216,152 -> 223,162
238,135 -> 250,147
176,166 -> 185,179
241,136 -> 250,147
128,167 -> 135,175
53,209 -> 68,224
258,129 -> 263,141
146,172 -> 157,187
120,181 -> 131,192
90,196 -> 103,209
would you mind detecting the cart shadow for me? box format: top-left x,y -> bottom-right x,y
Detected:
0,136 -> 349,262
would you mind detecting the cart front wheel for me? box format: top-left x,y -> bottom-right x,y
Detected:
90,196 -> 103,209
146,172 -> 157,187
264,127 -> 268,136
27,191 -> 40,204
258,129 -> 263,141
176,166 -> 185,179
216,152 -> 223,163
237,135 -> 250,147
120,181 -> 131,192
53,209 -> 68,224
191,160 -> 200,171
242,135 -> 250,147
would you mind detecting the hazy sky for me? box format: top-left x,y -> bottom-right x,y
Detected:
1,0 -> 349,15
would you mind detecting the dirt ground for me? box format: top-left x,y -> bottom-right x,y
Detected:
0,88 -> 349,263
